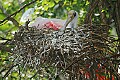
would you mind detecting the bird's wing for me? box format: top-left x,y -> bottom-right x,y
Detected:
29,17 -> 65,30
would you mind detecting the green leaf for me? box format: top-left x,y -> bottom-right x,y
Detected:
48,1 -> 55,8
55,0 -> 60,3
44,5 -> 49,11
11,72 -> 18,77
86,1 -> 90,5
0,13 -> 6,20
101,9 -> 105,12
42,0 -> 48,5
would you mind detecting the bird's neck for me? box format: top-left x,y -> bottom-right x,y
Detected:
68,12 -> 78,29
60,11 -> 78,31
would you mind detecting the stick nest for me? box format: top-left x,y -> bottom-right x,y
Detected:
12,24 -> 117,79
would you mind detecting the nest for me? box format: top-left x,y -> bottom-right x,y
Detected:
12,24 -> 117,79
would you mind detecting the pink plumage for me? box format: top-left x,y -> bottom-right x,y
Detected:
29,17 -> 65,30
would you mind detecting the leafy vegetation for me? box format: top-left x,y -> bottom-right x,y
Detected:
0,0 -> 120,80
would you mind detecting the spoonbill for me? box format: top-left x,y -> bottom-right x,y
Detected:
29,10 -> 78,31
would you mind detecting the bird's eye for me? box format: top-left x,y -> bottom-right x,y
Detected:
73,12 -> 76,17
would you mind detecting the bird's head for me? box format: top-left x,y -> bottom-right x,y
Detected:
64,10 -> 78,28
60,10 -> 78,31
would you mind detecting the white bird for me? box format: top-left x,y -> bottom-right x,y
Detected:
20,8 -> 34,23
60,10 -> 78,32
29,10 -> 78,31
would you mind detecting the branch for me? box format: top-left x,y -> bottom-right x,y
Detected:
115,0 -> 120,39
30,69 -> 41,79
0,0 -> 37,25
103,54 -> 120,60
0,1 -> 19,27
0,36 -> 11,41
2,64 -> 18,78
84,0 -> 99,24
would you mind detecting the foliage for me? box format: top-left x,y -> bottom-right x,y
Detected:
0,0 -> 120,80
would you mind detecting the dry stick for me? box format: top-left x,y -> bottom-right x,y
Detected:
103,54 -> 120,60
84,1 -> 99,78
111,0 -> 120,53
115,0 -> 120,38
108,61 -> 120,79
30,69 -> 41,79
0,68 -> 6,74
64,53 -> 90,71
0,36 -> 11,41
3,64 -> 18,78
0,0 -> 37,24
18,65 -> 22,80
115,0 -> 120,52
63,45 -> 120,70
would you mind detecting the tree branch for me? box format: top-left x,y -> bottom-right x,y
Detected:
84,0 -> 99,24
0,0 -> 37,25
2,64 -> 18,78
0,1 -> 19,27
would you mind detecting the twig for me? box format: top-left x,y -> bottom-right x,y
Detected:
0,1 -> 19,27
3,64 -> 18,78
0,36 -> 11,41
104,54 -> 120,60
84,0 -> 99,24
30,69 -> 41,79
